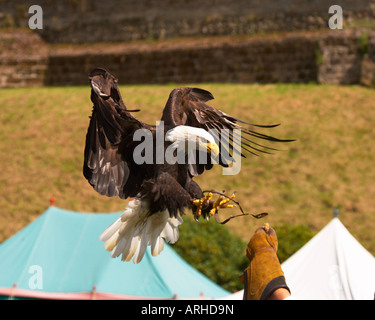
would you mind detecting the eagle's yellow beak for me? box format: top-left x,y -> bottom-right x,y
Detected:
204,142 -> 220,158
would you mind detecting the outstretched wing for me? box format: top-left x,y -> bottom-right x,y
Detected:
161,87 -> 293,176
83,68 -> 152,199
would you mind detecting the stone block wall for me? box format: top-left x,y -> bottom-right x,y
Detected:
0,0 -> 374,43
44,34 -> 318,86
0,30 -> 48,87
1,29 -> 374,88
317,31 -> 363,84
360,34 -> 375,86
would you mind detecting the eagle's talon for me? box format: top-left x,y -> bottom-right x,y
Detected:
209,207 -> 217,217
192,192 -> 212,219
208,192 -> 236,217
192,191 -> 236,220
193,199 -> 203,206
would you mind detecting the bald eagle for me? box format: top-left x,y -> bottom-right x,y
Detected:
83,68 -> 292,263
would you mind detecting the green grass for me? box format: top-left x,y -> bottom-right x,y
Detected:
1,83 -> 375,257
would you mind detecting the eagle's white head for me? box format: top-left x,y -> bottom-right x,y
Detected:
165,125 -> 220,158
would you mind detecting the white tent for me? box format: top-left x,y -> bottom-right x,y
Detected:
282,217 -> 375,300
224,216 -> 375,300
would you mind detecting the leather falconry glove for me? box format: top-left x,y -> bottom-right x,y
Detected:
241,223 -> 290,300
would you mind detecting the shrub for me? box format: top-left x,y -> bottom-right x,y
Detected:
274,223 -> 315,263
172,217 -> 248,292
172,218 -> 314,292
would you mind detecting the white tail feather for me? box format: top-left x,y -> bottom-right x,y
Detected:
99,198 -> 183,263
100,217 -> 121,242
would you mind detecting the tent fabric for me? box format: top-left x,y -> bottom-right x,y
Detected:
281,217 -> 375,300
0,206 -> 230,300
222,217 -> 375,300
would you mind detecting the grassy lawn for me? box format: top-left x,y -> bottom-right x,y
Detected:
1,83 -> 374,256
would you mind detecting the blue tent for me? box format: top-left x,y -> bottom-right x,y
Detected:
0,206 -> 230,299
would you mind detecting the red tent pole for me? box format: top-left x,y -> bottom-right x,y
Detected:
50,197 -> 55,206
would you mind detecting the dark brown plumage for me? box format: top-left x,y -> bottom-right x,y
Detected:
83,67 -> 293,263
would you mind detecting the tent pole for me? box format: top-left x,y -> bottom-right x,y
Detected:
8,283 -> 17,300
334,208 -> 339,218
50,197 -> 55,206
91,285 -> 97,300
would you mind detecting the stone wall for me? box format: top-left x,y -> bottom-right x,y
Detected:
360,34 -> 375,87
1,29 -> 374,88
43,30 -> 374,87
44,33 -> 318,86
1,0 -> 374,43
318,31 -> 363,84
0,30 -> 48,87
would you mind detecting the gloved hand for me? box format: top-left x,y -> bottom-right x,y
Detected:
241,223 -> 290,300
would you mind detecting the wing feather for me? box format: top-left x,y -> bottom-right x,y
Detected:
83,68 -> 151,199
161,87 -> 294,176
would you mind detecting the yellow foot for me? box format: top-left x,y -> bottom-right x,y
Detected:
208,192 -> 236,217
192,192 -> 213,220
